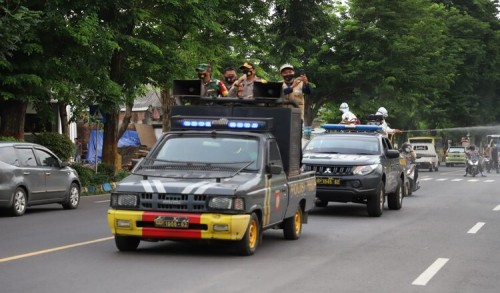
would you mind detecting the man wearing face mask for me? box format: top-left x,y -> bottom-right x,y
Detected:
196,63 -> 228,99
223,67 -> 238,89
280,64 -> 311,120
228,62 -> 267,99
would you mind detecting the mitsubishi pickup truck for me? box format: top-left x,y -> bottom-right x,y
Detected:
107,82 -> 316,255
302,124 -> 406,217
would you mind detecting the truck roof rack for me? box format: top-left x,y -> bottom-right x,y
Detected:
172,80 -> 298,108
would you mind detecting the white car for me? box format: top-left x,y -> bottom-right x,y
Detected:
413,143 -> 439,172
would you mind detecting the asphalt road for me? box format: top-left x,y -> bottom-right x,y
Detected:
1,166 -> 499,293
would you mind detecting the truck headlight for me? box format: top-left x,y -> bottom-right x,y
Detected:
111,193 -> 139,208
352,164 -> 379,175
208,197 -> 245,211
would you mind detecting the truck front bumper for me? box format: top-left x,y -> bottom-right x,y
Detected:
107,209 -> 250,241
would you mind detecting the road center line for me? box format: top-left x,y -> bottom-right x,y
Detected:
467,222 -> 485,234
412,258 -> 449,286
0,237 -> 113,263
493,205 -> 500,211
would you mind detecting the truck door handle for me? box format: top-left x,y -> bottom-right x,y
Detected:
45,172 -> 51,175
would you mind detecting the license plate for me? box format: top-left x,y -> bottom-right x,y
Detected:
316,177 -> 341,185
154,216 -> 189,228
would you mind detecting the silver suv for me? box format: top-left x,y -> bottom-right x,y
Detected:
0,142 -> 81,216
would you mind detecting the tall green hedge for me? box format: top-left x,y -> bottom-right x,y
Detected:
34,132 -> 74,161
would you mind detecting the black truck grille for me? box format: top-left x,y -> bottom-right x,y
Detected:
304,165 -> 354,176
140,193 -> 208,212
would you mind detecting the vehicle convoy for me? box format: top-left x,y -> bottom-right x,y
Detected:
0,142 -> 81,216
302,124 -> 406,217
413,143 -> 439,172
408,136 -> 445,164
107,81 -> 316,255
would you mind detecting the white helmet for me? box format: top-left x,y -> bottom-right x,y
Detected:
339,102 -> 349,112
376,106 -> 388,118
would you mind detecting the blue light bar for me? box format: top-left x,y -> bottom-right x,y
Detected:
182,120 -> 212,128
228,121 -> 263,129
321,124 -> 383,132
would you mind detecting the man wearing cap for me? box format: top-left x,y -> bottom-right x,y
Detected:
196,63 -> 228,98
280,64 -> 311,120
222,66 -> 238,89
228,62 -> 267,99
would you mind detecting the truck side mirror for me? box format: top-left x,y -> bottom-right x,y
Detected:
266,164 -> 283,175
386,149 -> 400,159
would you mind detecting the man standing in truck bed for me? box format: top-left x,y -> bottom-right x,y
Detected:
228,62 -> 267,99
196,63 -> 228,98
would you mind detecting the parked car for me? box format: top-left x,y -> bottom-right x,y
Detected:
413,143 -> 439,172
445,146 -> 467,167
0,142 -> 81,216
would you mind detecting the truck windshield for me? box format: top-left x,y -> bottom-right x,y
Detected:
153,135 -> 259,169
305,136 -> 380,155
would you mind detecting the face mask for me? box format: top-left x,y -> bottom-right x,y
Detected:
283,74 -> 294,82
242,69 -> 252,76
198,73 -> 206,79
225,77 -> 236,84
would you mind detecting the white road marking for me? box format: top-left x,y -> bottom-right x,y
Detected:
420,178 -> 433,181
412,258 -> 449,286
467,222 -> 485,234
0,237 -> 113,263
451,179 -> 463,182
483,180 -> 495,183
436,178 -> 448,181
493,205 -> 500,211
94,200 -> 110,203
467,179 -> 479,182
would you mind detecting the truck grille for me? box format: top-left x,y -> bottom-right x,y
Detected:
304,165 -> 353,176
140,193 -> 208,212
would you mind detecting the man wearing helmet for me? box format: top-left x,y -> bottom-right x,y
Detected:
400,142 -> 418,185
339,102 -> 359,125
279,64 -> 311,120
464,145 -> 486,177
375,106 -> 398,136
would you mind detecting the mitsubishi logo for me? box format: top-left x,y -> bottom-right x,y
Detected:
323,168 -> 332,174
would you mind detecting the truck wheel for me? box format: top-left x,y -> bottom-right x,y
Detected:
115,236 -> 140,251
388,178 -> 403,210
62,183 -> 80,209
283,206 -> 302,240
235,213 -> 260,256
10,187 -> 27,216
429,165 -> 433,172
434,164 -> 439,171
367,182 -> 384,217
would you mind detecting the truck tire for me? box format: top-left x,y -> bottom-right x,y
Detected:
235,213 -> 260,256
115,236 -> 140,251
283,206 -> 302,240
367,182 -> 384,217
387,178 -> 403,210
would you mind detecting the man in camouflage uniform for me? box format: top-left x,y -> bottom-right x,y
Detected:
196,63 -> 228,98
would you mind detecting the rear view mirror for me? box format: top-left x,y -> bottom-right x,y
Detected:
386,149 -> 400,159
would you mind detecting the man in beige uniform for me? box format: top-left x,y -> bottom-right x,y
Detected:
279,64 -> 311,120
228,62 -> 267,99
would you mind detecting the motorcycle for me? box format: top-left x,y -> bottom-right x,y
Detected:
466,158 -> 480,177
400,156 -> 420,196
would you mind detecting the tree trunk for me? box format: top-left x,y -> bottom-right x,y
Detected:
0,99 -> 27,140
161,87 -> 175,132
102,111 -> 119,171
58,103 -> 70,137
118,102 -> 133,139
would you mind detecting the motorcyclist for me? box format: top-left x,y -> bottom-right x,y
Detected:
339,102 -> 360,125
400,142 -> 418,186
464,145 -> 486,177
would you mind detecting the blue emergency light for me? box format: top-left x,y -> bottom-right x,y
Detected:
321,124 -> 383,132
172,116 -> 273,131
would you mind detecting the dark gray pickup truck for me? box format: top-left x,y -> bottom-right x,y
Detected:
302,124 -> 406,217
108,102 -> 316,255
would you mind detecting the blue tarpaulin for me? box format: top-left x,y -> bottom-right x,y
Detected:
86,130 -> 141,164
